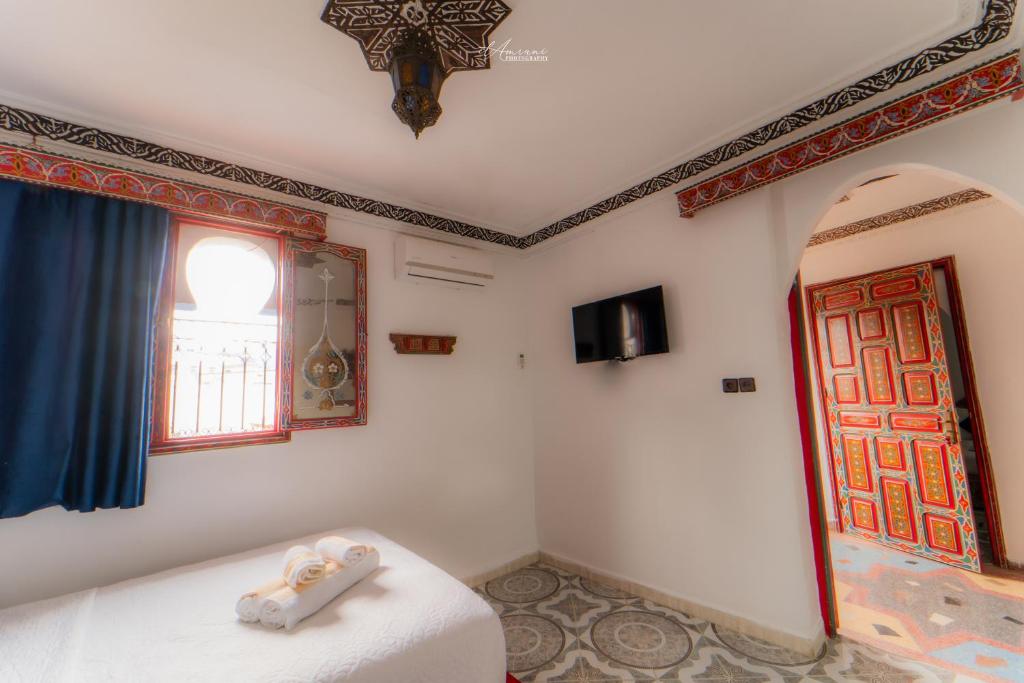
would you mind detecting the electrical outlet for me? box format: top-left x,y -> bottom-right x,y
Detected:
722,378 -> 739,393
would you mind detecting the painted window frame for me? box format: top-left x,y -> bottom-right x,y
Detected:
149,215 -> 290,454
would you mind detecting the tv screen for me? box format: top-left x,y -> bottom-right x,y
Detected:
572,286 -> 669,363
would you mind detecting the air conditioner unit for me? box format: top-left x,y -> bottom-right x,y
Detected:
395,235 -> 495,289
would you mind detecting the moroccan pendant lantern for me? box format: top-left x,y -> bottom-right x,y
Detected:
388,29 -> 446,138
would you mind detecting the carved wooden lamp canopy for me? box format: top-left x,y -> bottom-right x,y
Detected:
321,0 -> 511,138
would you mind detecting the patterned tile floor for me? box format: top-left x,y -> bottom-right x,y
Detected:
830,532 -> 1024,682
480,561 -> 971,682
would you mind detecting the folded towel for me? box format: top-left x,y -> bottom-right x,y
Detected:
260,548 -> 380,630
282,545 -> 326,588
235,577 -> 288,622
315,536 -> 370,566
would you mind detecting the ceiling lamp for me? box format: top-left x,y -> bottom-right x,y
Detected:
389,29 -> 445,138
321,0 -> 512,139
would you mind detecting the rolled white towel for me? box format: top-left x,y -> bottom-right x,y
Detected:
315,536 -> 370,566
282,545 -> 326,588
235,577 -> 287,622
260,548 -> 380,630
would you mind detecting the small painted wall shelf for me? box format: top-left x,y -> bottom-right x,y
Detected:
389,333 -> 457,355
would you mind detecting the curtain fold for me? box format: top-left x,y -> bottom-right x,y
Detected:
0,180 -> 169,518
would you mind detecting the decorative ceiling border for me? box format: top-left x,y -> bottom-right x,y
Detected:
0,143 -> 327,239
0,103 -> 519,247
520,0 -> 1016,246
807,188 -> 991,247
0,0 -> 1014,250
676,55 -> 1023,217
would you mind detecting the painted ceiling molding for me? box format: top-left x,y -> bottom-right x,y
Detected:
0,0 -> 1014,250
676,54 -> 1023,217
808,188 -> 992,247
0,143 -> 327,239
0,103 -> 520,248
520,0 -> 1017,246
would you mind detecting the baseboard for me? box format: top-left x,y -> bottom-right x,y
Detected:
462,551 -> 540,588
538,551 -> 825,659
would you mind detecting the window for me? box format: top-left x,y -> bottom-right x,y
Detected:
150,218 -> 289,453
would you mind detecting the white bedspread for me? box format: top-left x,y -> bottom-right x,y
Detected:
0,528 -> 506,683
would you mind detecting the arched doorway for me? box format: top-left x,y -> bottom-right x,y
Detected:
790,166 -> 1024,681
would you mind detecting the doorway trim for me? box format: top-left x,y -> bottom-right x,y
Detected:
791,256 -> 1007,634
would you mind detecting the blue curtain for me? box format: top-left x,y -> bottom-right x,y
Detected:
0,180 -> 169,517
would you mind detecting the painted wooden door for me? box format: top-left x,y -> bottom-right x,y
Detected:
809,262 -> 980,572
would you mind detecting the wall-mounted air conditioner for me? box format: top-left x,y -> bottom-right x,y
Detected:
394,234 -> 495,289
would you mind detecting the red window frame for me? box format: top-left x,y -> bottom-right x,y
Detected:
149,216 -> 290,454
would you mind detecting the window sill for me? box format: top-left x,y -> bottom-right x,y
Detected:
149,430 -> 291,456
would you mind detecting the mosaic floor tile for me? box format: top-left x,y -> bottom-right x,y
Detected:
485,562 -> 960,682
488,568 -> 561,603
830,532 -> 1024,682
711,623 -> 826,667
591,610 -> 693,669
503,614 -> 567,672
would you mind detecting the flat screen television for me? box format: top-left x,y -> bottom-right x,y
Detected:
572,285 -> 669,363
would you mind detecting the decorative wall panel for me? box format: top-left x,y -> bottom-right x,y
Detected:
281,239 -> 368,430
389,333 -> 457,354
0,145 -> 326,239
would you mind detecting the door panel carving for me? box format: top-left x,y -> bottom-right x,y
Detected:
809,262 -> 979,571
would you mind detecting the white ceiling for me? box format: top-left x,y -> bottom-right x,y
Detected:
814,174 -> 975,234
0,0 -> 972,236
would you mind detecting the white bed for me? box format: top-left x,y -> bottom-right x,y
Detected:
0,528 -> 507,683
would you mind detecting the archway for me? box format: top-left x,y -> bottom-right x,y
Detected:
789,165 -> 1024,680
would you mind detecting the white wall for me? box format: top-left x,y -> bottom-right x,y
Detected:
0,215 -> 538,609
522,98 -> 1024,644
800,197 -> 1024,563
523,189 -> 824,642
